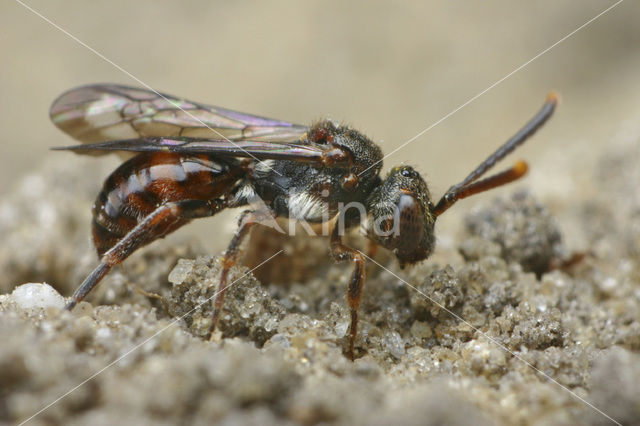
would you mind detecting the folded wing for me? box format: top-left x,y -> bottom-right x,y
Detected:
50,84 -> 309,151
53,137 -> 331,163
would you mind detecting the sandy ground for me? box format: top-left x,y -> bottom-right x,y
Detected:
1,1 -> 640,425
1,125 -> 640,425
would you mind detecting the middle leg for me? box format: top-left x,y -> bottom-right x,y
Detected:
206,210 -> 259,340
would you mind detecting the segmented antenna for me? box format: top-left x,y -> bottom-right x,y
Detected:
432,92 -> 558,217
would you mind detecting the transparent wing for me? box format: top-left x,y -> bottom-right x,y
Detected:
50,84 -> 309,150
53,137 -> 334,163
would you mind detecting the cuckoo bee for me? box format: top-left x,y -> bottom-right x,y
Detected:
51,84 -> 557,358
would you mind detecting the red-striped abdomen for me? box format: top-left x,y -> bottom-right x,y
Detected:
92,153 -> 242,256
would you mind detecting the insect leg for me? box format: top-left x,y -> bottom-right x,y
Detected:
366,238 -> 380,259
330,225 -> 365,360
364,239 -> 381,277
65,199 -> 227,310
206,210 -> 258,340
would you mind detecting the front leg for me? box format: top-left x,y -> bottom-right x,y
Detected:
330,225 -> 365,360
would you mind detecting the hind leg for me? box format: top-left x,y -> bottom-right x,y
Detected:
65,199 -> 226,310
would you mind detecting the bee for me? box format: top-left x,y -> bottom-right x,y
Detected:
51,84 -> 557,358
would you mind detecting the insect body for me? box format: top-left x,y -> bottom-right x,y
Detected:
51,84 -> 557,358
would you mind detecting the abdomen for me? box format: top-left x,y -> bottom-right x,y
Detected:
92,153 -> 241,256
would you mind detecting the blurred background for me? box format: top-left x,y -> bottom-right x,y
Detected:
2,0 -> 639,250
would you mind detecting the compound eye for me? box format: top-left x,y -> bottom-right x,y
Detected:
392,193 -> 424,252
